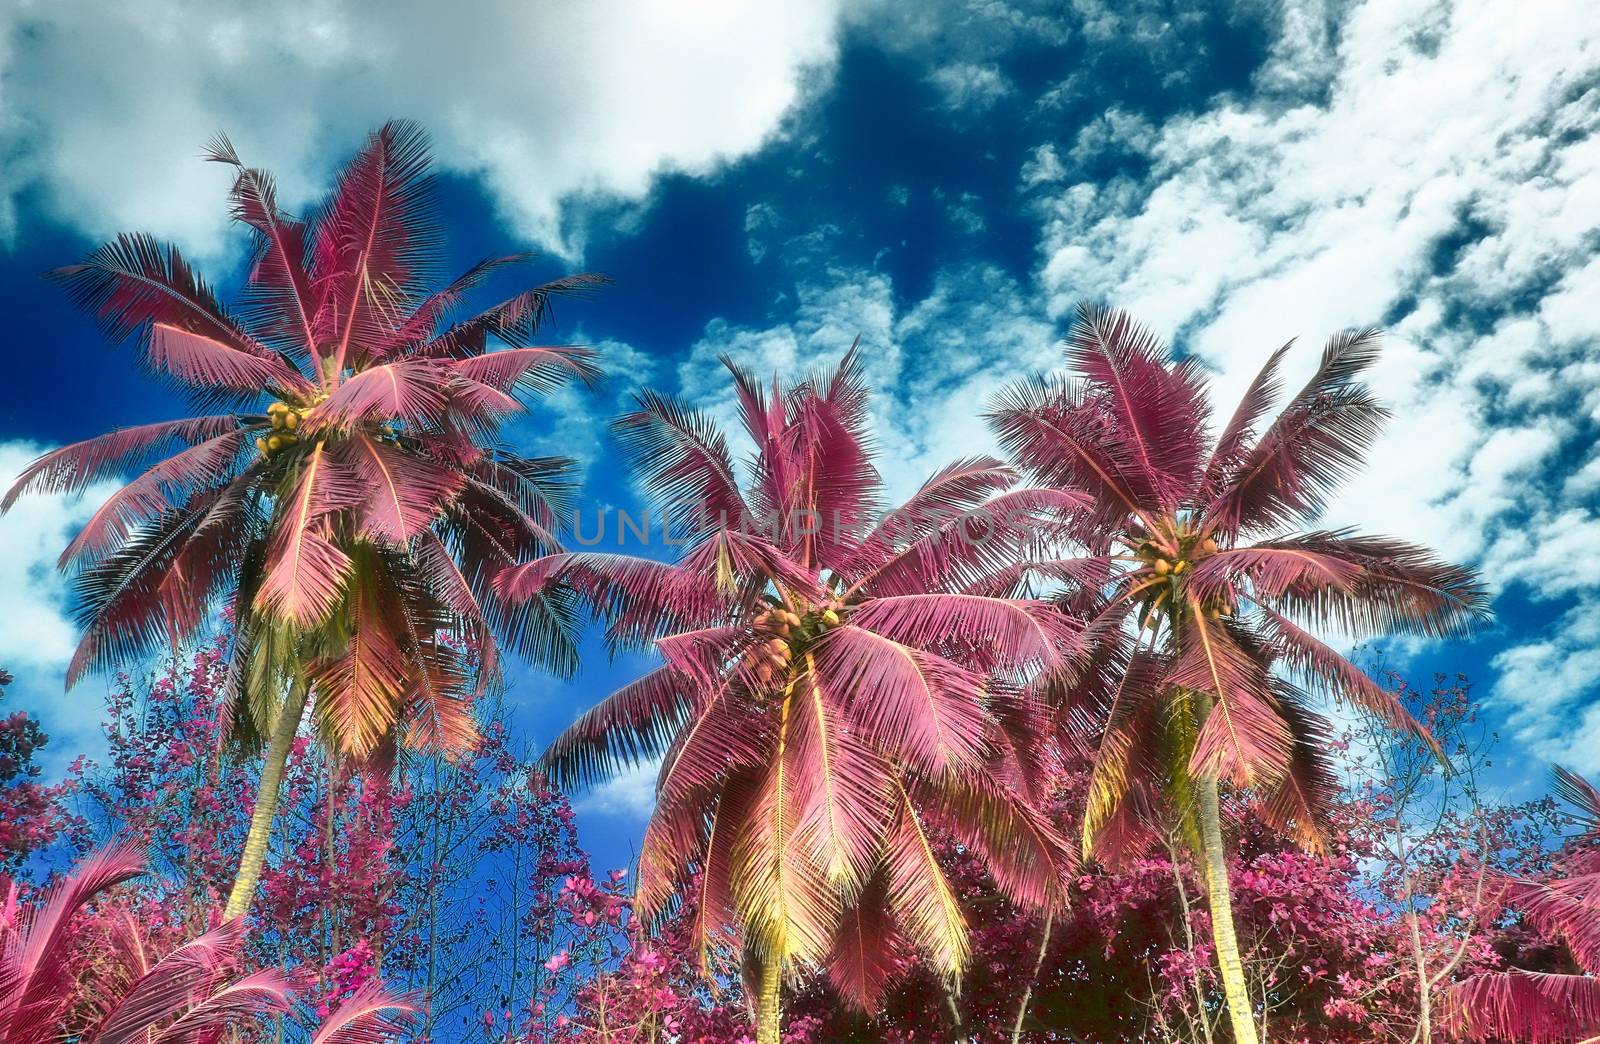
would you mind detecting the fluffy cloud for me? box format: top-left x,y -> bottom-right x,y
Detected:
1033,0 -> 1600,767
671,262 -> 1058,501
0,442 -> 117,769
926,63 -> 1014,112
0,0 -> 846,258
574,760 -> 660,820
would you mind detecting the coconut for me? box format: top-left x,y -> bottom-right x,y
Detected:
1153,559 -> 1171,575
821,608 -> 840,627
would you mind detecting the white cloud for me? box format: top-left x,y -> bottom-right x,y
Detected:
1033,0 -> 1600,767
1492,598 -> 1600,772
1020,144 -> 1066,188
0,0 -> 846,258
673,263 -> 1058,502
926,63 -> 1014,112
574,759 -> 660,820
0,441 -> 117,767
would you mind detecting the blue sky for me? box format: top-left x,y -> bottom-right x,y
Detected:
1,0 -> 1597,876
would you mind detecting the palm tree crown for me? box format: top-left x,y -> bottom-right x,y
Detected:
499,351 -> 1079,1016
4,121 -> 602,758
991,306 -> 1490,855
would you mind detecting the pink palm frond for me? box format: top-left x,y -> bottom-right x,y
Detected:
206,133 -> 319,361
2,416 -> 247,512
1254,604 -> 1440,756
784,666 -> 897,889
307,982 -> 419,1044
1168,610 -> 1292,787
1066,303 -> 1210,510
1443,968 -> 1600,1043
58,428 -> 258,568
46,233 -> 297,397
411,272 -> 610,359
147,323 -> 312,400
811,625 -> 992,775
1198,340 -> 1291,502
541,665 -> 705,790
1556,766 -> 1600,835
1204,329 -> 1387,539
849,593 -> 1081,675
66,487 -> 232,686
308,360 -> 455,429
340,434 -> 465,546
1,845 -> 146,1037
310,120 -> 438,374
253,443 -> 365,625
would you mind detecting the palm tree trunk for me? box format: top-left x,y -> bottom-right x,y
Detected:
1196,771 -> 1259,1044
754,955 -> 782,1044
1009,910 -> 1053,1043
223,684 -> 308,919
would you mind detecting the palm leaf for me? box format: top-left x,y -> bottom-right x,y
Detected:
311,120 -> 438,372
2,415 -> 246,511
341,433 -> 464,546
1205,329 -> 1387,537
1443,968 -> 1600,1044
786,658 -> 895,890
308,982 -> 419,1044
879,786 -> 969,979
811,625 -> 992,775
254,442 -> 362,625
1066,303 -> 1210,510
1170,609 -> 1292,786
540,665 -> 705,790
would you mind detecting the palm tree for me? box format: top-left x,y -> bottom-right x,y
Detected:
988,306 -> 1489,1044
0,845 -> 417,1043
498,351 -> 1079,1043
1444,767 -> 1600,1043
2,122 -> 602,918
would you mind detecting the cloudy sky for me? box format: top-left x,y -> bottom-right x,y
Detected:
2,0 -> 1596,870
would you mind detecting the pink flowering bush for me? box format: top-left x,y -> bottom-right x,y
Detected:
0,669 -> 76,872
3,647 -> 1592,1043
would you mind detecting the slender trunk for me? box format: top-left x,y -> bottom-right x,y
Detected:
1167,842 -> 1215,1044
325,753 -> 340,965
224,684 -> 308,919
942,985 -> 969,1043
1009,910 -> 1053,1044
1408,906 -> 1431,1043
754,955 -> 782,1044
1196,771 -> 1260,1044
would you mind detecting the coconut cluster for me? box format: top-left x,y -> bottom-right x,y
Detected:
1134,532 -> 1234,626
745,604 -> 844,688
255,402 -> 304,457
